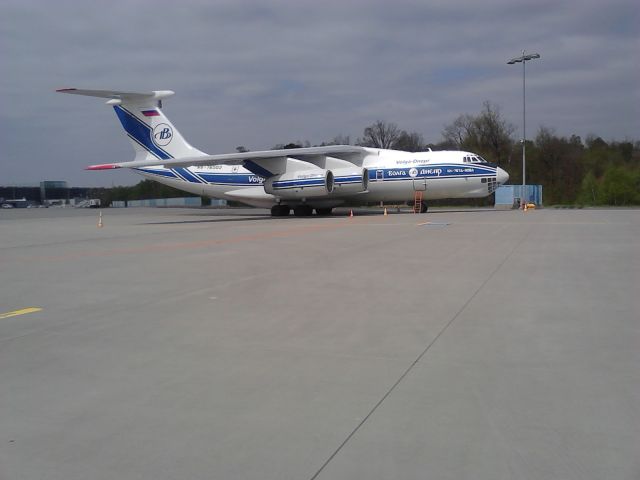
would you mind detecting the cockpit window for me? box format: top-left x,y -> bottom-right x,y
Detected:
464,155 -> 487,163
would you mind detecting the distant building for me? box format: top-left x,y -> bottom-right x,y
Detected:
0,181 -> 99,206
0,186 -> 40,205
40,181 -> 69,204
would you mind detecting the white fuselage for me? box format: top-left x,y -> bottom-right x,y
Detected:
133,149 -> 509,208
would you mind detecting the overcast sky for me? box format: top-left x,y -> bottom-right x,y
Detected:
2,0 -> 638,186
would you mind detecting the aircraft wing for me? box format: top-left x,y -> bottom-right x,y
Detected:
86,145 -> 369,171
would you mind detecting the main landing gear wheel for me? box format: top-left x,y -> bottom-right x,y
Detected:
293,205 -> 313,217
271,205 -> 290,217
420,202 -> 429,213
315,207 -> 333,216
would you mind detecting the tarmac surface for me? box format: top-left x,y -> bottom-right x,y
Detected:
1,207 -> 639,479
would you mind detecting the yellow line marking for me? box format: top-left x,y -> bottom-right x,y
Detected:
0,307 -> 43,319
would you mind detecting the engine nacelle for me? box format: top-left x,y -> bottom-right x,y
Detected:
331,167 -> 368,195
264,169 -> 334,199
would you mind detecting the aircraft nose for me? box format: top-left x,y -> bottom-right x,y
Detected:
497,167 -> 509,185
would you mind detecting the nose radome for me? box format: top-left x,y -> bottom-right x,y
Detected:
497,167 -> 509,185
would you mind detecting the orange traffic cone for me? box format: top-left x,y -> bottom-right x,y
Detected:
383,207 -> 388,216
97,211 -> 103,228
349,209 -> 354,218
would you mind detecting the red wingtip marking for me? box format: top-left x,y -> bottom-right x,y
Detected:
86,164 -> 121,170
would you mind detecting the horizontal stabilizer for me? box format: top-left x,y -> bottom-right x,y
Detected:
56,88 -> 174,105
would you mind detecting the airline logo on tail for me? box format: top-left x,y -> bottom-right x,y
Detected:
153,124 -> 173,146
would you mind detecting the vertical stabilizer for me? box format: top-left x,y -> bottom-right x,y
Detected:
56,88 -> 207,161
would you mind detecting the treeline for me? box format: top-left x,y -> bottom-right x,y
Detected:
437,102 -> 639,205
98,180 -> 197,205
104,102 -> 639,206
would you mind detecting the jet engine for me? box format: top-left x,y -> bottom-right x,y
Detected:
264,169 -> 334,199
331,167 -> 368,195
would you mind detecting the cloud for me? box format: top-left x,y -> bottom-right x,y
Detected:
1,0 -> 638,185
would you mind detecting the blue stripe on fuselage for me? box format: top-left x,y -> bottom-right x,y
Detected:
368,164 -> 496,180
173,167 -> 202,184
136,169 -> 264,186
134,168 -> 178,179
135,165 -> 494,187
197,173 -> 264,185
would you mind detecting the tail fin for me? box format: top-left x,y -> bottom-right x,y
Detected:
57,88 -> 207,161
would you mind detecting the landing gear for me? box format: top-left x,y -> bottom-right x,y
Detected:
271,205 -> 290,217
271,204 -> 331,217
420,202 -> 429,213
315,207 -> 333,216
293,205 -> 313,217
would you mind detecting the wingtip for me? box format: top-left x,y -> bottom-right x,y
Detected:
86,164 -> 121,170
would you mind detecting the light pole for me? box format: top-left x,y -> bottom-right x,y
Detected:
508,50 -> 540,207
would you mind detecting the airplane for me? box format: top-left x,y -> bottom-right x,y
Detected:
57,88 -> 509,216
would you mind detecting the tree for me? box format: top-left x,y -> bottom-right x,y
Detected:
394,131 -> 425,152
473,101 -> 516,165
358,120 -> 401,149
329,134 -> 351,146
357,121 -> 425,151
272,141 -> 310,150
577,171 -> 599,205
440,102 -> 515,166
600,165 -> 640,206
441,114 -> 475,149
103,180 -> 196,205
614,141 -> 634,162
529,127 -> 583,203
585,135 -> 608,150
317,135 -> 351,146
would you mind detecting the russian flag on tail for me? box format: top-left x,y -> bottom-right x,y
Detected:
142,110 -> 160,117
